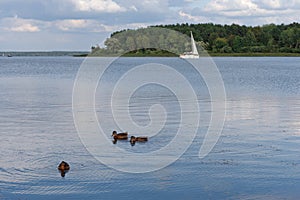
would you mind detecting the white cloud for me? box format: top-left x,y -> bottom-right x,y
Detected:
9,23 -> 40,32
54,19 -> 148,33
55,19 -> 89,31
204,0 -> 258,12
1,17 -> 40,32
0,15 -> 150,35
124,0 -> 168,13
129,5 -> 138,12
70,0 -> 126,12
254,0 -> 300,10
260,0 -> 281,9
204,0 -> 300,14
179,10 -> 209,22
178,0 -> 300,25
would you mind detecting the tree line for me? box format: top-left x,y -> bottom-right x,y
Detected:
92,22 -> 300,55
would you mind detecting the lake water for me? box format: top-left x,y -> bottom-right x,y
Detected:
0,56 -> 299,199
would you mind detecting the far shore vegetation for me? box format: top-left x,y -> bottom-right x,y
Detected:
0,51 -> 89,57
90,22 -> 300,57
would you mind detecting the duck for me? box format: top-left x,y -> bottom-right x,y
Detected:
130,136 -> 148,146
58,161 -> 70,177
112,131 -> 128,140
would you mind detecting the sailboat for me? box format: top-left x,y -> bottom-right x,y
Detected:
180,31 -> 199,59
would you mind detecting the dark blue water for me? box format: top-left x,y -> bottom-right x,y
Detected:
0,57 -> 299,199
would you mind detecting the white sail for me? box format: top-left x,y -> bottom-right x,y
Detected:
191,32 -> 199,55
179,31 -> 199,59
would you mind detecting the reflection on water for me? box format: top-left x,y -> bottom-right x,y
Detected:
226,96 -> 300,131
0,57 -> 300,199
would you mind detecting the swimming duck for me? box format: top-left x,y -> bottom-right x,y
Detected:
58,161 -> 70,177
130,136 -> 148,146
112,131 -> 128,140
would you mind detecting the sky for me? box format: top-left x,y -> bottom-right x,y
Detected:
0,0 -> 299,51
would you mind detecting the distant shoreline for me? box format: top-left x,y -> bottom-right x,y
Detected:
0,51 -> 89,57
1,51 -> 299,57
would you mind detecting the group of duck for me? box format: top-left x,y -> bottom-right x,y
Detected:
57,131 -> 148,177
112,130 -> 148,146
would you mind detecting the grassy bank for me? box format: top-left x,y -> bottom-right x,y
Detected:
208,52 -> 300,57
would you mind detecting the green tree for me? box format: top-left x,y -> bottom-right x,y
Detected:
267,38 -> 277,52
284,29 -> 293,48
208,32 -> 219,50
135,35 -> 150,49
104,38 -> 121,53
166,31 -> 181,53
280,28 -> 300,49
232,36 -> 243,52
157,34 -> 166,49
213,37 -> 228,52
125,36 -> 136,51
244,30 -> 256,46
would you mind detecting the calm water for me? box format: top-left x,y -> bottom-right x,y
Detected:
0,57 -> 300,199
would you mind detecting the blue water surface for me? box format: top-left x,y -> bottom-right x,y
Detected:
0,56 -> 300,199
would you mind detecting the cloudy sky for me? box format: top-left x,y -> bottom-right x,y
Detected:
0,0 -> 299,51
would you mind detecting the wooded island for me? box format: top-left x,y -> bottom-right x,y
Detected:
91,22 -> 300,56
